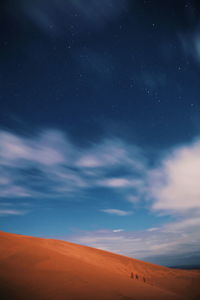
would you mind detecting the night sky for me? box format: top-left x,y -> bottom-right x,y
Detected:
1,0 -> 200,266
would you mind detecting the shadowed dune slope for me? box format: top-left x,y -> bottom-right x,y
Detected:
0,231 -> 199,300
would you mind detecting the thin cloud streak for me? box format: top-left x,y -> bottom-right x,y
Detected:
0,209 -> 28,216
101,209 -> 132,216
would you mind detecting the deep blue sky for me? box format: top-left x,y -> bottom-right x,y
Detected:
1,0 -> 200,266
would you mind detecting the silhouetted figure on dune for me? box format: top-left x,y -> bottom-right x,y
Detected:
130,272 -> 146,283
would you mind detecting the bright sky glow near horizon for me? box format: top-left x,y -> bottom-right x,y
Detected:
1,0 -> 200,266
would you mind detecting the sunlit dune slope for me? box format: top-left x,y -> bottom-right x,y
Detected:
0,231 -> 199,300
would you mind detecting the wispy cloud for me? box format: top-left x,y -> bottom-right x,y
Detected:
101,209 -> 132,216
113,229 -> 124,233
0,209 -> 28,216
76,138 -> 145,170
180,30 -> 200,64
0,129 -> 146,200
76,139 -> 127,168
10,0 -> 128,36
0,129 -> 69,167
127,195 -> 140,203
0,129 -> 82,199
175,1 -> 200,64
98,178 -> 131,188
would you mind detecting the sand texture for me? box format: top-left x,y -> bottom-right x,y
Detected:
0,231 -> 199,300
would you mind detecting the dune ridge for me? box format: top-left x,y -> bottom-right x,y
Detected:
0,231 -> 199,300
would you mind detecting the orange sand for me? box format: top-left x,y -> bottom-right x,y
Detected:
0,231 -> 199,300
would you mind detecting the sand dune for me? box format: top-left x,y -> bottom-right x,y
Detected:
0,231 -> 199,300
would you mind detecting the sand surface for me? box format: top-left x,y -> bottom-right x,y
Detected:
0,231 -> 199,300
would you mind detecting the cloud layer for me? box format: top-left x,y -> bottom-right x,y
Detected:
0,128 -> 200,263
0,129 -> 145,201
70,216 -> 200,265
1,128 -> 200,215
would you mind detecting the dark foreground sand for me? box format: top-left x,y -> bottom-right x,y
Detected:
0,231 -> 199,300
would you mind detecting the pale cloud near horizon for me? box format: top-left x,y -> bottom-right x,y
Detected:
113,229 -> 124,232
69,216 -> 200,264
101,209 -> 132,216
146,227 -> 159,232
0,201 -> 30,216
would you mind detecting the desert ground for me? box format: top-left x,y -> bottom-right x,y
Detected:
0,231 -> 199,300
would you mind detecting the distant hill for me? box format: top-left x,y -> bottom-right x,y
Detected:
169,265 -> 200,270
0,231 -> 200,300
